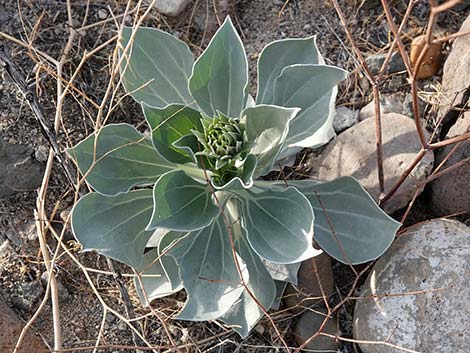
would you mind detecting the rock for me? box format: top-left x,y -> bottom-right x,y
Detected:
359,0 -> 381,10
60,208 -> 72,230
365,51 -> 406,76
34,145 -> 49,162
452,0 -> 470,12
438,15 -> 470,119
409,35 -> 442,79
97,8 -> 108,20
402,92 -> 427,119
18,221 -> 37,241
0,291 -> 48,353
0,239 -> 13,257
40,271 -> 69,298
386,74 -> 406,91
333,106 -> 359,133
0,240 -> 15,269
150,0 -> 192,16
430,112 -> 470,216
366,91 -> 428,119
312,113 -> 434,213
0,139 -> 44,198
353,219 -> 470,353
359,94 -> 404,121
11,281 -> 44,313
294,305 -> 341,352
0,240 -> 15,273
284,253 -> 334,313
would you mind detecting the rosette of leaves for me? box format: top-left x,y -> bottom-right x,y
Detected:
69,17 -> 400,337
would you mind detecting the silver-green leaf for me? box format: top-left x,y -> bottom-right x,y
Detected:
188,17 -> 248,118
262,260 -> 301,284
67,123 -> 175,196
134,243 -> 183,306
71,190 -> 154,268
256,37 -> 323,105
219,202 -> 276,337
169,217 -> 248,321
271,281 -> 288,310
286,177 -> 401,264
147,170 -> 219,231
242,104 -> 299,176
273,64 -> 348,153
119,26 -> 195,108
143,103 -> 202,164
233,185 -> 321,264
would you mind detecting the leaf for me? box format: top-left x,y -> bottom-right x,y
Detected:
276,87 -> 337,161
143,103 -> 202,164
134,242 -> 183,306
71,190 -> 153,268
270,281 -> 288,310
169,217 -> 248,321
172,134 -> 200,163
256,37 -> 323,105
119,26 -> 195,108
245,94 -> 256,109
289,86 -> 338,150
272,64 -> 347,154
146,227 -> 171,248
188,17 -> 248,118
210,154 -> 258,191
147,170 -> 219,231
158,231 -> 185,291
262,260 -> 301,284
67,124 -> 175,196
242,104 -> 299,176
284,177 -> 401,264
233,184 -> 321,264
219,201 -> 276,338
239,154 -> 258,188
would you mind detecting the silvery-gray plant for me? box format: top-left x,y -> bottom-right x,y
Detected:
69,17 -> 400,337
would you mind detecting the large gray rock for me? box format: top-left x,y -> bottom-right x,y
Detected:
0,139 -> 44,198
311,113 -> 434,213
430,112 -> 470,216
438,15 -> 470,119
354,219 -> 470,353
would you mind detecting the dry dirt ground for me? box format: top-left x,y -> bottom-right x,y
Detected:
0,1 -> 469,352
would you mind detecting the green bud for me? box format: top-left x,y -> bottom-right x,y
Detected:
192,113 -> 248,185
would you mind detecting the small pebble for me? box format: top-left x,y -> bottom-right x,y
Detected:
97,9 -> 108,20
34,145 -> 49,162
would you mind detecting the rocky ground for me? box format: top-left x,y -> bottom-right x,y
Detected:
0,0 -> 469,352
